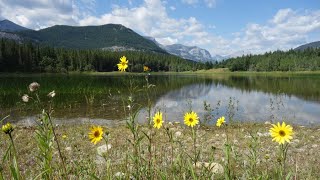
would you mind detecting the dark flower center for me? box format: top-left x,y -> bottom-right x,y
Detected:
279,130 -> 286,137
189,118 -> 193,122
94,131 -> 100,137
156,118 -> 160,123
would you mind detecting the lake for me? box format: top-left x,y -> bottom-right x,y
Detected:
1,73 -> 320,126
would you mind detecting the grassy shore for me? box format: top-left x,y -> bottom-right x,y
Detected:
2,69 -> 320,77
1,121 -> 319,179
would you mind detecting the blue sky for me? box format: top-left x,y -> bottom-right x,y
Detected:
0,0 -> 319,56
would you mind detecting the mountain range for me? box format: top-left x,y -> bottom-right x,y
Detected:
1,19 -> 319,62
0,19 -> 224,62
144,36 -> 226,62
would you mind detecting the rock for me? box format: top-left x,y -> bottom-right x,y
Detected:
175,131 -> 182,138
65,147 -> 72,151
114,172 -> 125,178
311,144 -> 318,148
97,144 -> 112,156
215,134 -> 220,137
296,148 -> 305,153
193,162 -> 224,174
257,132 -> 270,137
264,121 -> 271,125
168,122 -> 173,126
292,139 -> 300,144
244,135 -> 251,139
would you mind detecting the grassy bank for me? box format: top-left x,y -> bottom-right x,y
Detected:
1,122 -> 319,179
2,69 -> 320,77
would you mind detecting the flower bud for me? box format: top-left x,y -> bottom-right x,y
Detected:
29,82 -> 40,92
47,90 -> 56,98
22,94 -> 30,102
2,122 -> 14,134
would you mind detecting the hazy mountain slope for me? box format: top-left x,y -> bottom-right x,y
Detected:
0,19 -> 30,32
295,41 -> 320,51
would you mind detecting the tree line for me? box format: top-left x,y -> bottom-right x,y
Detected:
0,39 -> 208,73
216,48 -> 320,71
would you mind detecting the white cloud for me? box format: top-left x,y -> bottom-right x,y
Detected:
181,0 -> 198,5
170,6 -> 176,11
230,8 -> 320,55
0,0 -> 94,29
156,37 -> 178,45
204,0 -> 216,8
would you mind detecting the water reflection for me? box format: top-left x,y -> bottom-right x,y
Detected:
139,75 -> 320,126
1,74 -> 320,125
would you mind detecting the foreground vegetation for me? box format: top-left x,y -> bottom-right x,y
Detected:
1,121 -> 320,179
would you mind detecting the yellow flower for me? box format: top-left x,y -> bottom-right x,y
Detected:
184,111 -> 199,127
143,65 -> 150,72
153,111 -> 163,129
2,122 -> 14,134
269,122 -> 293,144
117,56 -> 128,72
88,126 -> 104,145
62,134 -> 67,139
216,116 -> 225,127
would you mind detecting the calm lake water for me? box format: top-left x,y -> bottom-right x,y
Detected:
1,74 -> 320,126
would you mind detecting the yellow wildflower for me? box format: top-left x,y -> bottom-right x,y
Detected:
2,122 -> 14,134
117,56 -> 128,72
216,116 -> 225,127
88,126 -> 103,145
269,122 -> 293,144
143,65 -> 150,72
184,111 -> 199,127
153,111 -> 163,129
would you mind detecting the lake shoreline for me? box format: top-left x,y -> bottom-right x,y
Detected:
1,69 -> 320,77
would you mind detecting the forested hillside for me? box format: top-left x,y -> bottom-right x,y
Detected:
0,39 -> 203,73
216,49 -> 320,71
17,24 -> 166,53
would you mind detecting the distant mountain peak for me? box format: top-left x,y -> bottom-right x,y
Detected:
164,43 -> 214,62
294,41 -> 320,51
0,19 -> 30,32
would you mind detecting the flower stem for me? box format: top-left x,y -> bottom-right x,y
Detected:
47,112 -> 67,177
8,133 -> 21,180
